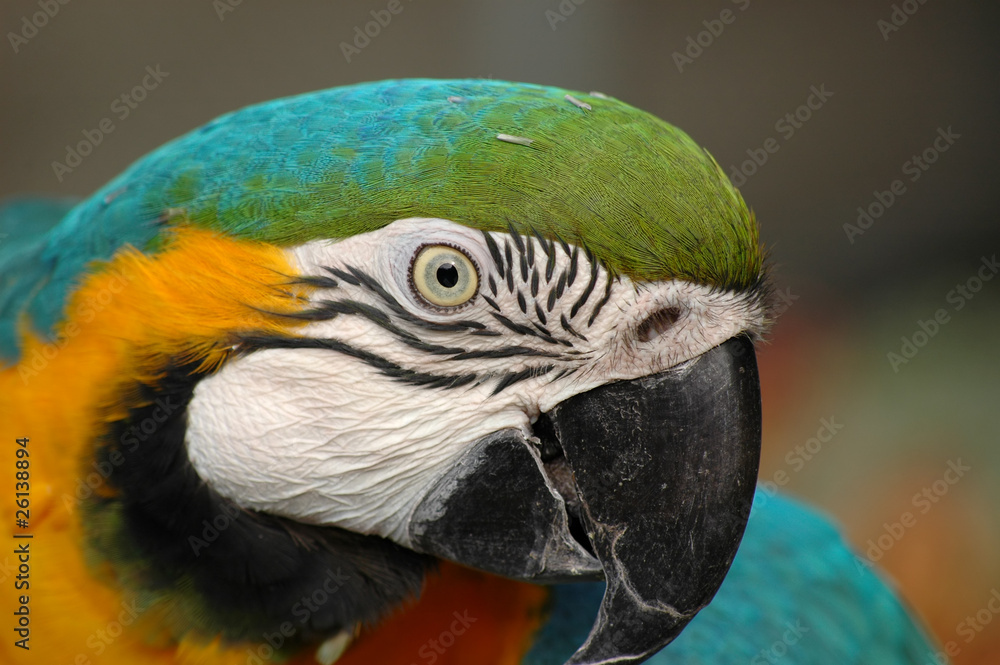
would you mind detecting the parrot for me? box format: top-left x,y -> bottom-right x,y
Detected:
0,78 -> 940,665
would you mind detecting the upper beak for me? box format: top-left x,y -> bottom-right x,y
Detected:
407,334 -> 761,665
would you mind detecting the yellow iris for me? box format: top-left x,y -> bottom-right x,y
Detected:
411,245 -> 479,308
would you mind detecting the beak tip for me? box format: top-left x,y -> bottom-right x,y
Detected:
553,335 -> 762,665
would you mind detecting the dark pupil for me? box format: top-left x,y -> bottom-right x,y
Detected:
436,263 -> 459,289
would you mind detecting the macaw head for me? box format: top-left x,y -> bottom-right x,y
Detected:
32,80 -> 768,664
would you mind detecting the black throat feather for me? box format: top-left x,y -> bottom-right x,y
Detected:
83,358 -> 434,652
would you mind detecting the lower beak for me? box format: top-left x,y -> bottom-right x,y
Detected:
408,334 -> 761,665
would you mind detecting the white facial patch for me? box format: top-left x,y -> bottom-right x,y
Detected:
185,218 -> 767,546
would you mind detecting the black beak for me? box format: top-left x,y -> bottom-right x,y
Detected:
408,334 -> 761,665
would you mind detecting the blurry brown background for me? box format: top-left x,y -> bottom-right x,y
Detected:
2,0 -> 998,660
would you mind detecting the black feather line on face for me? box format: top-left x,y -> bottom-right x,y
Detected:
527,323 -> 569,346
534,302 -> 548,326
490,364 -> 554,396
555,271 -> 568,302
504,243 -> 515,293
531,226 -> 552,258
490,311 -> 542,339
507,221 -> 525,256
290,275 -> 340,290
554,233 -> 572,257
548,333 -> 574,347
87,361 -> 434,651
482,232 -> 505,279
240,335 -> 479,389
239,334 -> 559,391
551,366 -> 579,381
567,247 -> 579,287
291,298 -> 469,357
560,313 -> 588,341
449,346 -> 558,361
326,266 -> 361,287
588,276 -> 615,327
570,259 -> 600,320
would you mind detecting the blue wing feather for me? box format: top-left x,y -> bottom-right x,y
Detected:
0,197 -> 80,359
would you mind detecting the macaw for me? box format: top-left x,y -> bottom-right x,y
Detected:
0,79 -> 938,665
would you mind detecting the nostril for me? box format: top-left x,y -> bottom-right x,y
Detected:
636,306 -> 682,343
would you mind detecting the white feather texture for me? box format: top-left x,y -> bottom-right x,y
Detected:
185,218 -> 765,546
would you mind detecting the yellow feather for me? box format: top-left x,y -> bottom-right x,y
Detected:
0,227 -> 310,664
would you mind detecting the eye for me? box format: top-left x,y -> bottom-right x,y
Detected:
410,244 -> 479,308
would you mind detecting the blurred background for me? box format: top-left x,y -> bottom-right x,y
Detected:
2,0 -> 998,660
